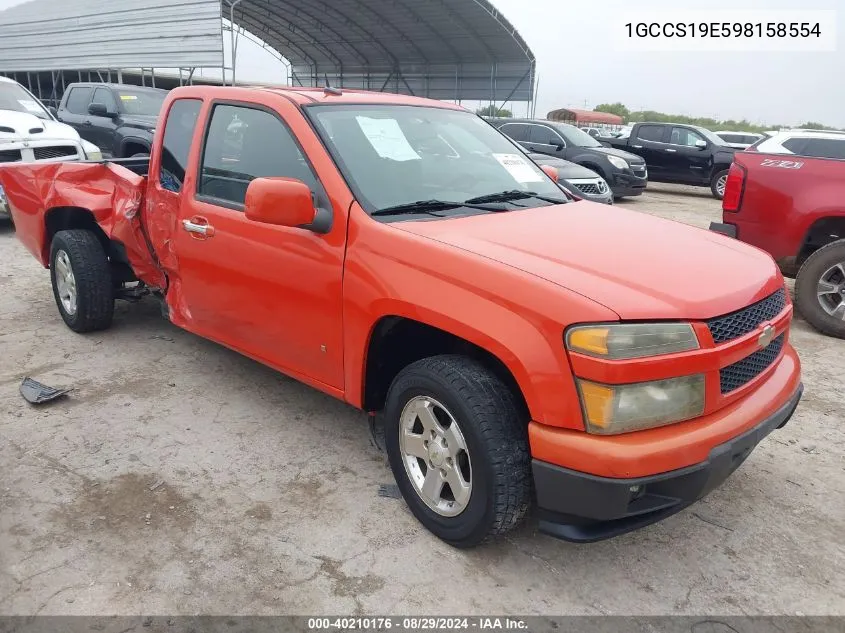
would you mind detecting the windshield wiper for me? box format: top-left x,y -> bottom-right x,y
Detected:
371,199 -> 508,217
465,190 -> 569,205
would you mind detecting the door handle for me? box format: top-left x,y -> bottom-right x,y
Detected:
631,144 -> 643,149
83,120 -> 92,126
665,148 -> 677,153
182,218 -> 215,238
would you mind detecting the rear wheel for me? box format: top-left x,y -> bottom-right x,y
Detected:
795,239 -> 845,338
383,355 -> 531,548
50,230 -> 114,333
711,169 -> 729,199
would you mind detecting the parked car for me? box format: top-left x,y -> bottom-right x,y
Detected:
492,118 -> 647,198
604,122 -> 736,199
0,76 -> 102,221
580,127 -> 606,139
746,129 -> 845,160
710,150 -> 845,338
715,131 -> 764,149
523,150 -> 613,204
56,82 -> 166,158
0,85 -> 802,548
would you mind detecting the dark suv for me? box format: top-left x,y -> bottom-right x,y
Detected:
490,118 -> 648,198
57,83 -> 167,158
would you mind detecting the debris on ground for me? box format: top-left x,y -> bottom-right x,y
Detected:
19,377 -> 70,404
148,479 -> 165,492
378,484 -> 401,499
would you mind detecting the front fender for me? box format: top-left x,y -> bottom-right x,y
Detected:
342,209 -> 618,430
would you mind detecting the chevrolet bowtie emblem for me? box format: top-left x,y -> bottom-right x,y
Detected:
758,324 -> 775,350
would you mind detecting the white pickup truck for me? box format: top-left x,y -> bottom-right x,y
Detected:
1,76 -> 102,219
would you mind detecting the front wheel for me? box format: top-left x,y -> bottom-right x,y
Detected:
50,230 -> 114,333
794,239 -> 845,338
384,355 -> 531,548
711,169 -> 729,200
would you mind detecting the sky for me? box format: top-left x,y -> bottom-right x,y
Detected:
1,0 -> 843,127
223,0 -> 845,128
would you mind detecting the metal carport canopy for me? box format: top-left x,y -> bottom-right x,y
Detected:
230,0 -> 536,102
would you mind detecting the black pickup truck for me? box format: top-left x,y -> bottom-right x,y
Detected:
603,122 -> 736,199
56,83 -> 166,158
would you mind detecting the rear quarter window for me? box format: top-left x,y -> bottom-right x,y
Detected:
158,99 -> 202,193
783,137 -> 845,160
636,125 -> 665,142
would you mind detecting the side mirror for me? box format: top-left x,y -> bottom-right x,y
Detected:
244,177 -> 317,229
540,165 -> 559,182
88,102 -> 115,117
695,140 -> 708,149
552,141 -> 564,151
48,106 -> 58,118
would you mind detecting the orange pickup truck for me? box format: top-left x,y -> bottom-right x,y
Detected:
0,86 -> 802,547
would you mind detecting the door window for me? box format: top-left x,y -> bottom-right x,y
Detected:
783,137 -> 845,160
499,123 -> 529,142
92,87 -> 117,114
669,127 -> 706,147
528,125 -> 564,146
157,99 -> 202,193
64,87 -> 93,114
198,104 -> 319,207
635,125 -> 666,142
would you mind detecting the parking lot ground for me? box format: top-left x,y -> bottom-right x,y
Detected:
1,184 -> 843,616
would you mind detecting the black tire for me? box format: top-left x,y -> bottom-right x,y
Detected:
711,169 -> 729,200
794,239 -> 845,338
383,355 -> 531,548
50,230 -> 114,333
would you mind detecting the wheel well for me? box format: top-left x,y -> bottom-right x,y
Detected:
798,217 -> 845,264
44,207 -> 134,281
363,316 -> 529,418
121,140 -> 150,157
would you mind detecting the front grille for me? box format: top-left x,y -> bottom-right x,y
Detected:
720,334 -> 784,393
33,145 -> 78,160
707,289 -> 787,344
0,149 -> 22,163
575,183 -> 600,195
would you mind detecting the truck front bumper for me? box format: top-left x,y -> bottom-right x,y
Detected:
533,383 -> 803,543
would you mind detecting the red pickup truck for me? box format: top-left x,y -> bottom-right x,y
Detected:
0,85 -> 802,547
711,152 -> 845,338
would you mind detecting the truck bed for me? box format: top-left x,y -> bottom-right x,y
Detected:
0,159 -> 163,287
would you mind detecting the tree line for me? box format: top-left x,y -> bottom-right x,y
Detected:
593,102 -> 841,133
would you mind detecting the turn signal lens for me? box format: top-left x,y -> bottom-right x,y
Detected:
576,374 -> 706,435
566,323 -> 698,360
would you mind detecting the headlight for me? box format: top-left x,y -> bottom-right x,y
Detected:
606,155 -> 629,170
576,374 -> 705,434
80,139 -> 102,161
566,323 -> 699,359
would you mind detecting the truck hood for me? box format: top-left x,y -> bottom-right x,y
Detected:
0,111 -> 81,143
394,202 -> 782,320
588,146 -> 645,165
120,114 -> 158,131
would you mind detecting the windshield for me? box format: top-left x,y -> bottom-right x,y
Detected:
0,82 -> 51,120
308,105 -> 565,217
557,124 -> 603,148
698,127 -> 729,146
117,90 -> 166,116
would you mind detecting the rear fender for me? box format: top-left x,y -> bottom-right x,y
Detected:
0,162 -> 164,286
